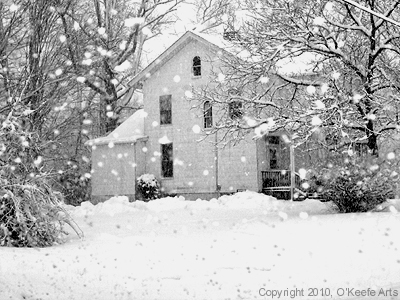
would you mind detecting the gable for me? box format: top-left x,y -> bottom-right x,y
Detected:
128,31 -> 237,88
143,39 -> 219,89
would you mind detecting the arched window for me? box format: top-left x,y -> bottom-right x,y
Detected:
193,56 -> 201,77
204,101 -> 212,128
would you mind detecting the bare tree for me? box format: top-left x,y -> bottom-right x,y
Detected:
193,0 -> 400,156
57,0 -> 184,135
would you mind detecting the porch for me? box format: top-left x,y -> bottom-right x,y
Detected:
261,170 -> 302,200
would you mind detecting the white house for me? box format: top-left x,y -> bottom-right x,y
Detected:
87,31 -> 317,203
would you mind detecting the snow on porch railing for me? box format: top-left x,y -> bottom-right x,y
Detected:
261,170 -> 301,189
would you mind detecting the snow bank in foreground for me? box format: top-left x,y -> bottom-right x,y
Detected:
70,191 -> 333,217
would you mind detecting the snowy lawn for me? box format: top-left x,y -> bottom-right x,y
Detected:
1,191 -> 400,300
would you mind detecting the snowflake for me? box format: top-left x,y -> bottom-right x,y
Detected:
119,41 -> 127,50
9,4 -> 20,12
313,17 -> 325,26
76,76 -> 86,83
184,90 -> 193,98
332,71 -> 340,79
59,35 -> 67,43
55,69 -> 63,76
320,83 -> 329,94
142,27 -> 153,36
314,100 -> 325,109
306,85 -> 316,94
298,168 -> 307,179
311,115 -> 322,126
387,152 -> 396,160
192,125 -> 201,134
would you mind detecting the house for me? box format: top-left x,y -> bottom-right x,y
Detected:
86,31 -> 324,203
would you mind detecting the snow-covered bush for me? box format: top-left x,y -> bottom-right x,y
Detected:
137,174 -> 160,201
0,113 -> 80,247
310,157 -> 396,213
57,166 -> 91,206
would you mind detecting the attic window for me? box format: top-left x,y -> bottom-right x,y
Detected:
193,56 -> 201,77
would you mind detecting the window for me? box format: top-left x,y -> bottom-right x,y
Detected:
161,143 -> 173,178
204,101 -> 213,128
228,101 -> 243,119
193,56 -> 201,77
353,142 -> 369,156
160,95 -> 172,125
267,136 -> 280,145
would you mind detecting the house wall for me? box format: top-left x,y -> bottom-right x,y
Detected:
142,38 -> 259,199
91,142 -> 138,203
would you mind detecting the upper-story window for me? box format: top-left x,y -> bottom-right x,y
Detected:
193,56 -> 201,77
160,94 -> 172,125
228,88 -> 243,119
228,101 -> 243,119
204,101 -> 213,128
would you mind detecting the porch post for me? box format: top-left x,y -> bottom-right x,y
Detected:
290,142 -> 295,201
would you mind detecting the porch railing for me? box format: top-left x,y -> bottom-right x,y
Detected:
261,170 -> 301,189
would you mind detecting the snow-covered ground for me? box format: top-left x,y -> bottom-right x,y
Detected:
1,191 -> 400,300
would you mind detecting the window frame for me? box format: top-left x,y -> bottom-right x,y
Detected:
161,143 -> 173,178
203,101 -> 213,129
159,94 -> 172,125
228,101 -> 243,119
193,56 -> 201,77
352,142 -> 369,156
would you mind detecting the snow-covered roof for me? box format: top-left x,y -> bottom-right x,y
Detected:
85,109 -> 147,146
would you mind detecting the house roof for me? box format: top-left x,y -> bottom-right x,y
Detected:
85,109 -> 147,146
127,30 -> 243,88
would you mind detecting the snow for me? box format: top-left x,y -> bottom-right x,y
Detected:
1,191 -> 400,300
85,109 -> 147,146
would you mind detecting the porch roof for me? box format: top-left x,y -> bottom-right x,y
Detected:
85,109 -> 147,146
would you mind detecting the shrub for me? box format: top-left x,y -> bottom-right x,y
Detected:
0,182 -> 68,247
0,112 -> 82,247
310,157 -> 396,213
57,167 -> 91,206
137,174 -> 160,201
